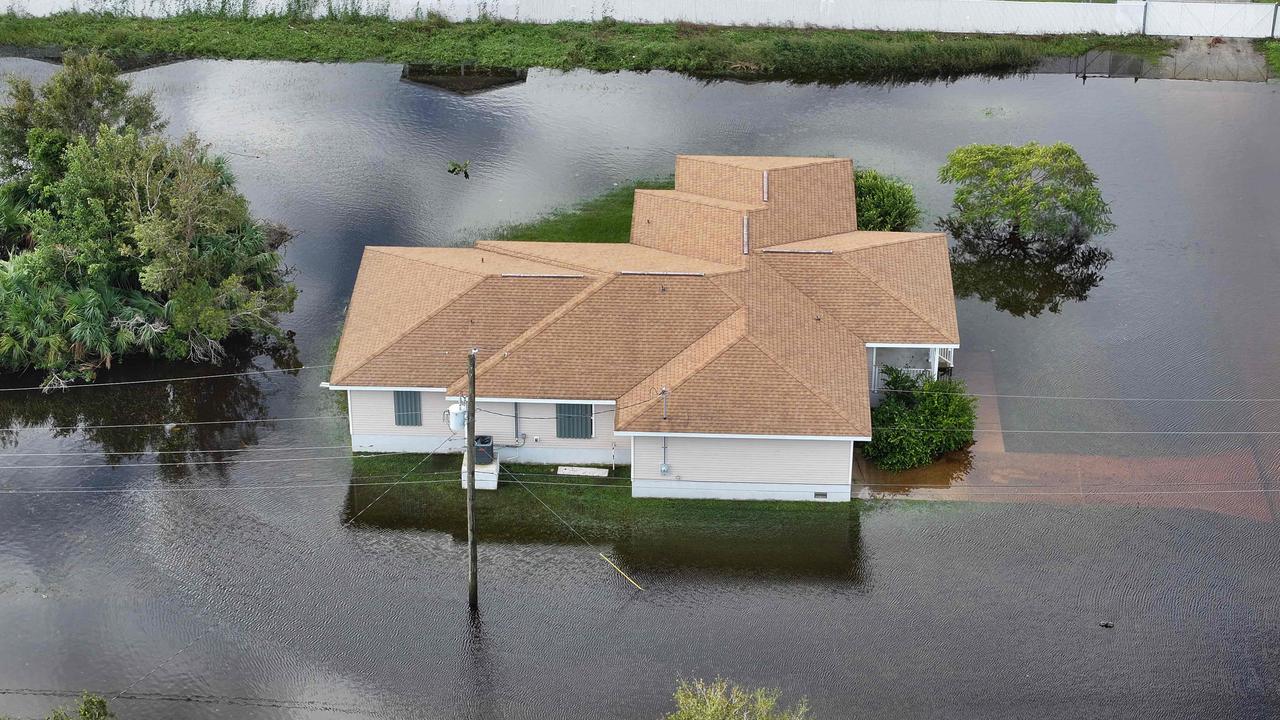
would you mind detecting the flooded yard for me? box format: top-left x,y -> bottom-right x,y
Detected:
0,60 -> 1278,718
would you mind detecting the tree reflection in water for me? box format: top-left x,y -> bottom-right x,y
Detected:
944,218 -> 1113,318
0,333 -> 301,479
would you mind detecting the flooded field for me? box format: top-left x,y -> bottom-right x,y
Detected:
0,60 -> 1278,719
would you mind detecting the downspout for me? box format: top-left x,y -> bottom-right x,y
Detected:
500,401 -> 526,448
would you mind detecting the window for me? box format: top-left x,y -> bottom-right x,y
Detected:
393,391 -> 422,426
555,403 -> 593,439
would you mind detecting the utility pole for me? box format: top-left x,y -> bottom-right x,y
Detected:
466,348 -> 478,611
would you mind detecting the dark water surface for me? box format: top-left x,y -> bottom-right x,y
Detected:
0,60 -> 1278,719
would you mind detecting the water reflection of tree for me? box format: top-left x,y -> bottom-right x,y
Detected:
945,218 -> 1113,318
0,333 -> 300,478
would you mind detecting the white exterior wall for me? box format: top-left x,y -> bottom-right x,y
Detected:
630,435 -> 855,502
346,389 -> 628,464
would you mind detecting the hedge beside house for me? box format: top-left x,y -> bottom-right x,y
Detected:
862,366 -> 977,471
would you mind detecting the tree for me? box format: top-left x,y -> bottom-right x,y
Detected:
0,51 -> 162,189
937,142 -> 1114,240
854,168 -> 919,231
945,218 -> 1113,318
10,693 -> 115,720
862,367 -> 976,471
666,679 -> 809,720
0,53 -> 295,386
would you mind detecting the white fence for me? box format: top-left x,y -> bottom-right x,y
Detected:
15,0 -> 1280,39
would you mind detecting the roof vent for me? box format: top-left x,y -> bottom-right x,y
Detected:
499,273 -> 586,278
618,271 -> 705,277
761,248 -> 834,255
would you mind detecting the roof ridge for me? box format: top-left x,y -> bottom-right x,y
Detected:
615,308 -> 747,428
366,246 -> 490,277
474,241 -> 602,276
838,240 -> 953,339
331,249 -> 486,385
679,155 -> 846,172
331,270 -> 487,386
449,274 -> 616,393
635,188 -> 765,212
740,335 -> 859,427
618,335 -> 757,432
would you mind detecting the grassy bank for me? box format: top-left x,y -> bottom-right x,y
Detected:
0,12 -> 1172,83
497,178 -> 672,243
1263,41 -> 1279,77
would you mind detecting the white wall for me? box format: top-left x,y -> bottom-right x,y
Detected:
346,389 -> 628,464
631,435 -> 855,502
1145,1 -> 1277,39
13,0 -> 1279,39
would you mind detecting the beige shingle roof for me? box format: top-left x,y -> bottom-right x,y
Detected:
331,155 -> 958,439
475,240 -> 739,276
449,274 -> 741,399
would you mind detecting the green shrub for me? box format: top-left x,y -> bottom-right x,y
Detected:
862,366 -> 976,471
854,168 -> 920,231
666,679 -> 809,720
43,693 -> 113,720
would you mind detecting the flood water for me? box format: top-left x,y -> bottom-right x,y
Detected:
0,60 -> 1278,719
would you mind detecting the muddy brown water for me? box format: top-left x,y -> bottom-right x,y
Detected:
0,60 -> 1278,719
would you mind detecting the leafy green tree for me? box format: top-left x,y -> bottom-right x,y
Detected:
862,366 -> 976,471
0,52 -> 295,386
854,168 -> 920,231
666,679 -> 809,720
0,187 -> 29,259
0,51 -> 162,190
28,693 -> 114,720
937,142 -> 1114,239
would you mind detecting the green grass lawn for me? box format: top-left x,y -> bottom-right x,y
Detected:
496,178 -> 672,243
0,12 -> 1173,83
1264,41 -> 1280,77
348,453 -> 856,544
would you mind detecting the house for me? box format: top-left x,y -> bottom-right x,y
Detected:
326,155 -> 958,501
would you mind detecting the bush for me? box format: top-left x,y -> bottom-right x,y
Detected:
38,693 -> 113,720
862,366 -> 976,471
666,679 -> 809,720
854,168 -> 920,231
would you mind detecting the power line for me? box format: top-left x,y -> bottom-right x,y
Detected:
11,414 -> 346,433
0,364 -> 332,393
0,444 -> 352,457
0,451 -> 412,471
879,386 -> 1280,402
475,395 -> 656,419
108,433 -> 459,703
873,427 -> 1280,434
499,465 -> 644,590
0,475 -> 460,495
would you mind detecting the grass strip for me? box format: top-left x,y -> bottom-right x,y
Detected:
0,12 -> 1173,83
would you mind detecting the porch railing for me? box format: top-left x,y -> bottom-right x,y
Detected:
938,347 -> 954,366
873,367 -> 933,392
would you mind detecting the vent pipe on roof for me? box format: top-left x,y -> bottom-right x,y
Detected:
742,215 -> 749,255
660,386 -> 669,420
